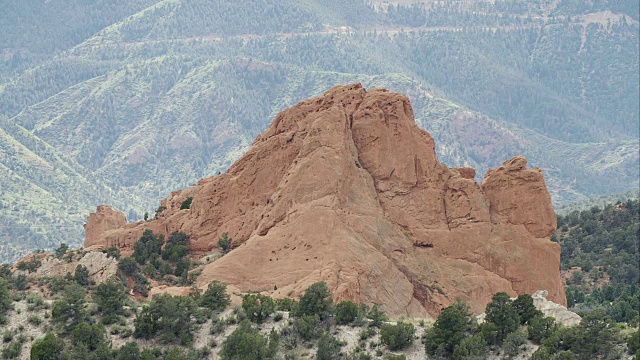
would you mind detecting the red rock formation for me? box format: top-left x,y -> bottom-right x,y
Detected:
84,84 -> 565,318
84,205 -> 127,249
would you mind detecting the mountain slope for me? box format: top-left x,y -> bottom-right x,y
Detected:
0,0 -> 637,263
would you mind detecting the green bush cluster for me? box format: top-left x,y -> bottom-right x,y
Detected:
380,322 -> 415,351
134,293 -> 198,345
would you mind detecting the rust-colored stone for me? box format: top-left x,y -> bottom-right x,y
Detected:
84,84 -> 565,318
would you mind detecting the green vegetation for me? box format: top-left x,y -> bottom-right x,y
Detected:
30,333 -> 65,360
217,233 -> 231,254
74,264 -> 90,286
180,197 -> 193,210
317,333 -> 342,360
134,293 -> 198,344
242,293 -> 275,323
555,199 -> 639,325
51,284 -> 87,332
335,300 -> 359,325
133,230 -> 163,265
295,281 -> 333,320
5,273 -> 640,359
484,292 -> 520,345
54,243 -> 68,259
0,279 -> 12,324
533,310 -> 621,359
380,322 -> 415,351
92,277 -> 127,324
424,300 -> 473,356
221,320 -> 275,360
199,280 -> 231,312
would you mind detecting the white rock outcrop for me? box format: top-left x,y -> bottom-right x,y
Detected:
35,251 -> 118,284
476,290 -> 581,327
532,290 -> 581,326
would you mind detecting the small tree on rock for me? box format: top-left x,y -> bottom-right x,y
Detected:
199,281 -> 231,312
74,264 -> 90,286
295,282 -> 333,320
217,232 -> 231,254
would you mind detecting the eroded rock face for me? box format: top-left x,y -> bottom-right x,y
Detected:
84,205 -> 127,249
85,84 -> 565,318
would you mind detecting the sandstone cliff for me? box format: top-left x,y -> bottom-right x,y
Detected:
85,84 -> 565,318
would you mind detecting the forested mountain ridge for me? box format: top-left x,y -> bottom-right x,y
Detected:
555,199 -> 639,325
0,0 -> 638,263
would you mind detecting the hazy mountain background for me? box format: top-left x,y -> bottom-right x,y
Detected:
0,0 -> 638,263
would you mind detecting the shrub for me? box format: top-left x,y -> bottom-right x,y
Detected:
380,322 -> 415,351
294,314 -> 323,341
2,330 -> 12,343
452,334 -> 486,360
1,341 -> 21,359
295,282 -> 333,320
11,274 -> 28,291
628,329 -> 640,354
115,341 -> 141,360
528,315 -> 557,344
134,293 -> 197,344
274,312 -> 284,321
242,293 -> 275,323
386,355 -> 406,360
552,351 -> 577,360
484,292 -> 519,344
217,233 -> 231,254
531,346 -> 553,360
210,315 -> 226,335
503,328 -> 527,358
359,326 -> 376,340
27,315 -> 42,326
199,281 -> 230,312
71,323 -> 107,352
317,333 -> 342,360
162,232 -> 189,263
275,297 -> 297,311
101,246 -> 121,259
0,279 -> 12,324
425,300 -> 473,356
74,264 -> 90,286
54,243 -> 68,258
335,301 -> 359,325
51,284 -> 86,331
133,230 -> 163,265
512,294 -> 542,325
367,304 -> 388,328
26,293 -> 46,311
118,257 -> 138,276
221,320 -> 271,360
180,197 -> 193,210
16,258 -> 40,273
30,333 -> 64,360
